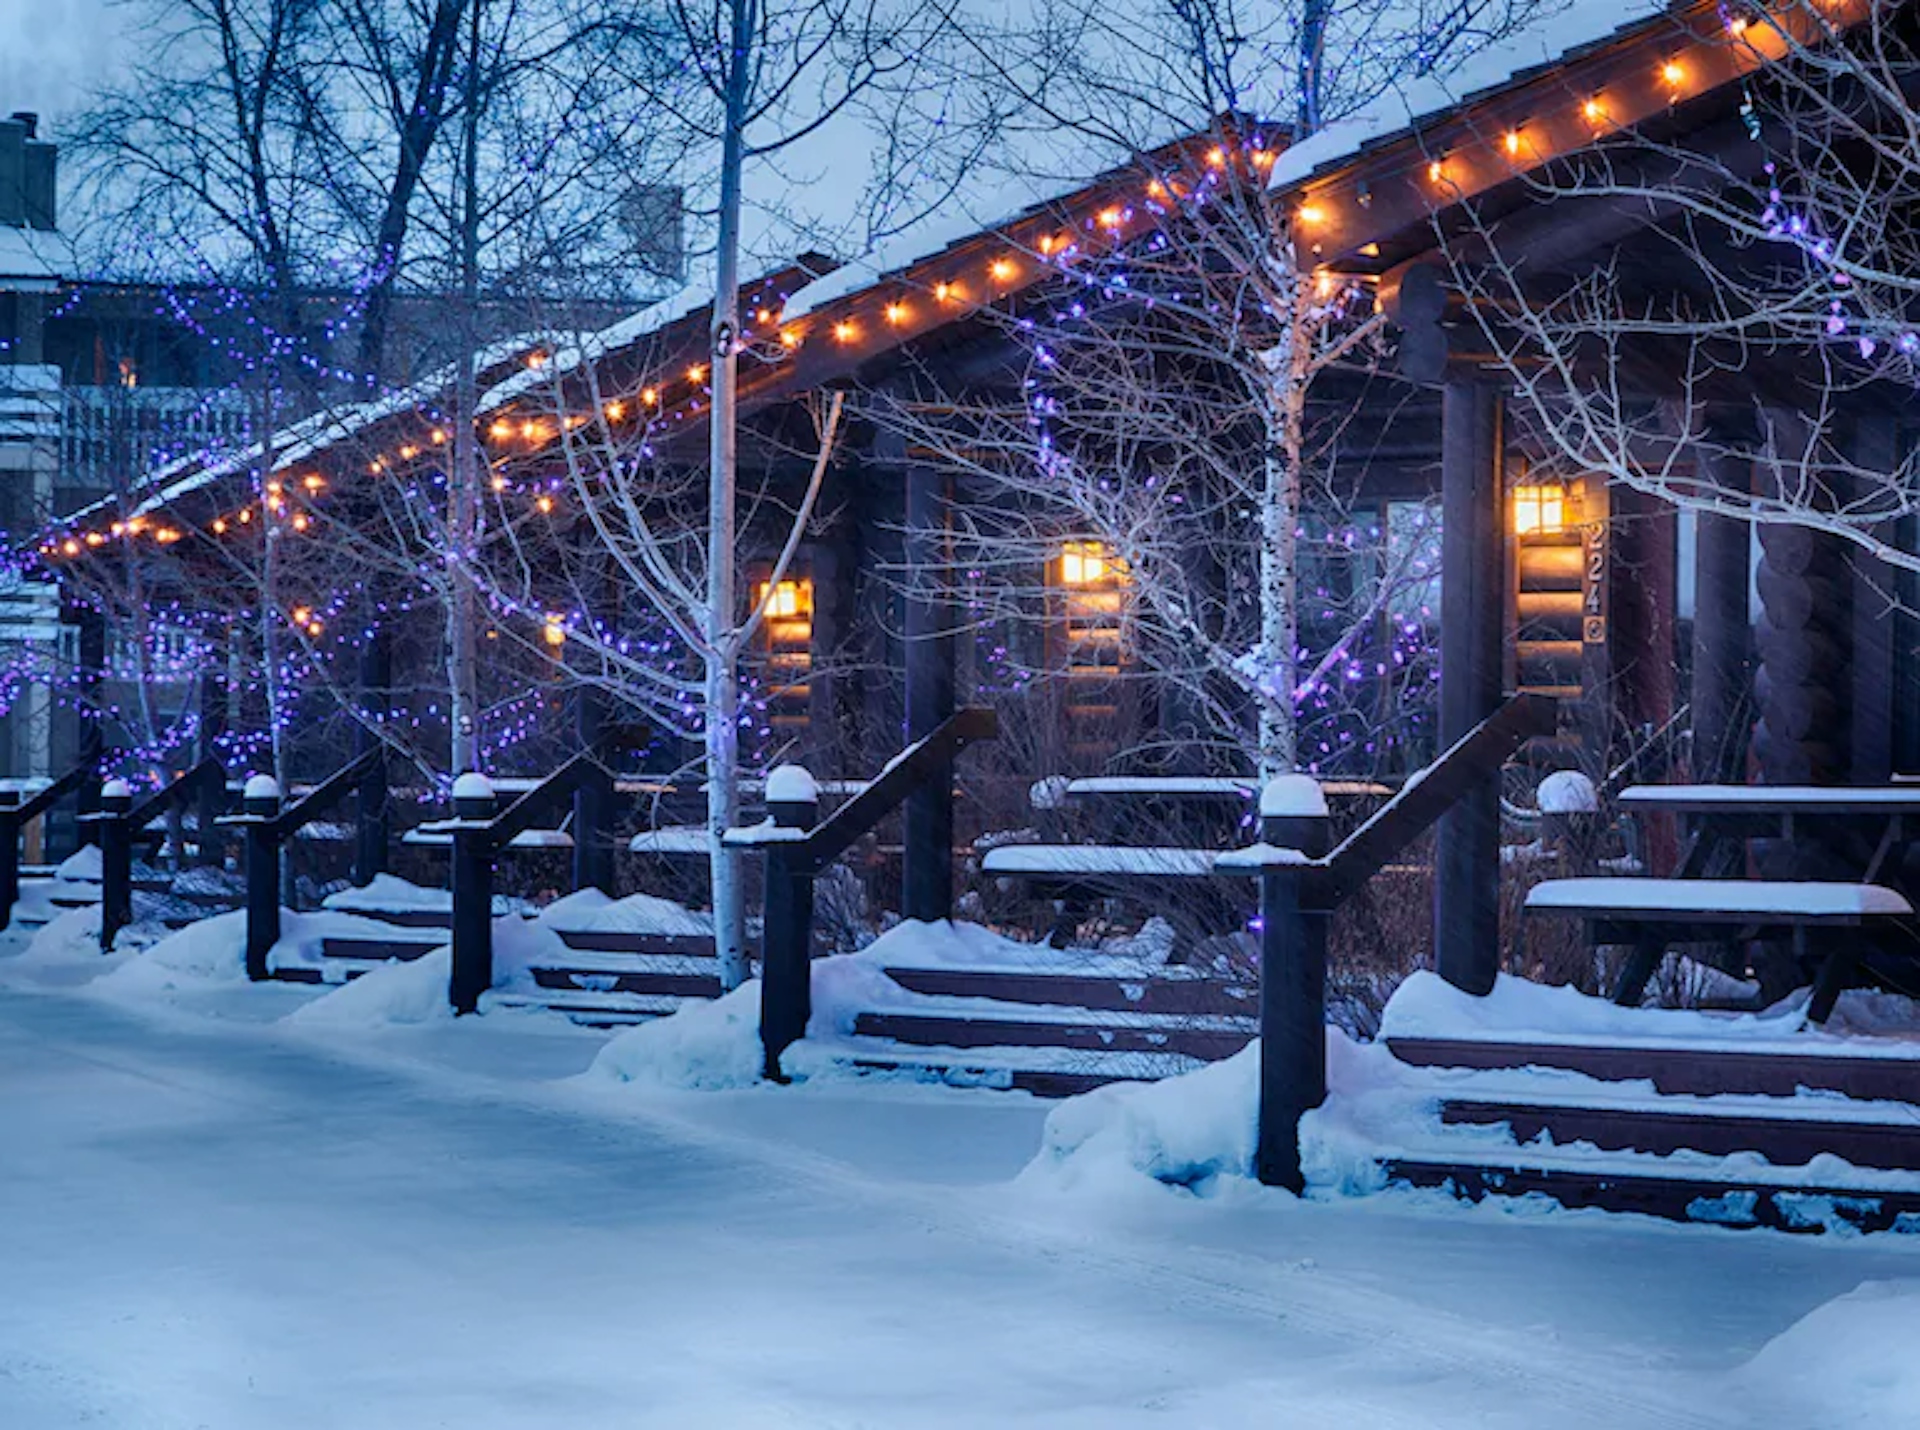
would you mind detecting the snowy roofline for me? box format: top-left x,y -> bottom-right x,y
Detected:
1263,0 -> 1675,194
43,0 -> 1797,546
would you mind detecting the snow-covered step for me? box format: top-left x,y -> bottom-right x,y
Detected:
317,932 -> 447,962
853,1006 -> 1253,1061
881,965 -> 1256,1017
488,989 -> 691,1026
524,961 -> 722,1000
1388,1035 -> 1920,1102
550,928 -> 721,957
834,1039 -> 1207,1097
1439,1093 -> 1920,1172
1383,1153 -> 1920,1233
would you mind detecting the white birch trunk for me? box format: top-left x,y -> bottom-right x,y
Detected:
1256,275 -> 1312,778
705,0 -> 754,991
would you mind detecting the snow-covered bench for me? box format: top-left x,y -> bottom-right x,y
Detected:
980,845 -> 1220,880
1524,876 -> 1915,1022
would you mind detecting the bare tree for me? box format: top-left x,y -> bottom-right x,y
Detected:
886,0 -> 1551,777
1447,2 -> 1920,567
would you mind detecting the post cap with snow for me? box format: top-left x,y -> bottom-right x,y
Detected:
1259,773 -> 1328,820
244,773 -> 281,802
765,764 -> 818,828
100,777 -> 133,807
451,771 -> 496,820
1029,775 -> 1071,811
1537,769 -> 1600,816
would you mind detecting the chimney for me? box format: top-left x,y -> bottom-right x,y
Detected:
0,117 -> 23,228
9,112 -> 36,138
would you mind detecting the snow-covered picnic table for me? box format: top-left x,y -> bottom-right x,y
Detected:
981,845 -> 1220,879
1619,782 -> 1920,883
1054,775 -> 1391,803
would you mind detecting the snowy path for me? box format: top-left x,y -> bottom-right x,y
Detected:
1,986 -> 1913,1428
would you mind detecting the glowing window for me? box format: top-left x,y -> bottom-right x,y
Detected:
1512,483 -> 1567,536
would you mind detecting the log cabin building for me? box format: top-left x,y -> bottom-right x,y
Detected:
26,0 -> 1920,986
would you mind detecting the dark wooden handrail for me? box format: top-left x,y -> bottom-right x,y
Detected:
12,755 -> 108,825
126,757 -> 226,832
801,707 -> 998,868
1309,693 -> 1555,908
267,748 -> 383,840
488,747 -> 604,845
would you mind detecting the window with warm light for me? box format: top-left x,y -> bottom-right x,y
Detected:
1512,483 -> 1568,536
755,577 -> 814,732
1058,539 -> 1122,589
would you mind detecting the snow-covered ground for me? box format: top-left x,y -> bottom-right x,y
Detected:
3,926 -> 1918,1427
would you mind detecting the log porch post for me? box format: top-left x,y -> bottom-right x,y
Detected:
353,625 -> 391,886
896,436 -> 956,923
1435,377 -> 1505,995
1690,444 -> 1752,784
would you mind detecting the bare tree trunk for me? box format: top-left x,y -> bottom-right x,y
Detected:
705,0 -> 754,991
446,0 -> 484,777
1257,286 -> 1311,777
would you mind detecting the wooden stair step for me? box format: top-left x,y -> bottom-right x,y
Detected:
488,990 -> 688,1025
883,965 -> 1256,1017
318,935 -> 445,962
840,1050 -> 1132,1098
1388,1035 -> 1920,1103
852,1009 -> 1253,1060
1384,1157 -> 1920,1233
1441,1096 -> 1920,1171
551,928 -> 721,956
528,966 -> 721,999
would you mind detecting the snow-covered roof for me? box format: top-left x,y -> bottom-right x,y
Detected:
0,224 -> 71,285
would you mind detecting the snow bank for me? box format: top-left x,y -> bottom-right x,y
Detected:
584,920 -> 1027,1092
286,947 -> 454,1030
323,873 -> 451,915
1740,1281 -> 1920,1428
1022,1046 -> 1257,1194
55,844 -> 102,882
588,982 -> 766,1090
14,904 -> 108,964
95,910 -> 248,997
1380,970 -> 1920,1053
536,888 -> 712,937
1021,1030 -> 1412,1198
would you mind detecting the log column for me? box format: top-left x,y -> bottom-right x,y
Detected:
74,602 -> 106,842
1752,414 -> 1849,788
1690,446 -> 1752,784
196,624 -> 229,867
889,425 -> 957,924
1847,416 -> 1899,785
1435,378 -> 1505,995
354,626 -> 391,886
572,683 -> 616,895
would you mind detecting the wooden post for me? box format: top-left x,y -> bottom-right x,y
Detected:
96,777 -> 132,953
74,604 -> 106,840
572,684 -> 615,896
1435,378 -> 1505,995
242,775 -> 281,981
1690,446 -> 1752,783
196,631 -> 228,868
759,765 -> 819,1081
0,787 -> 20,930
902,458 -> 955,922
448,773 -> 496,1015
1253,775 -> 1331,1193
354,627 -> 390,886
1848,417 -> 1898,785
